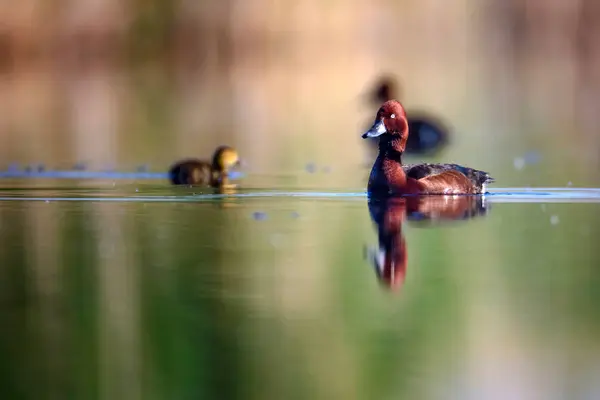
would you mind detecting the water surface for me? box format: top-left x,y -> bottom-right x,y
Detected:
1,180 -> 599,399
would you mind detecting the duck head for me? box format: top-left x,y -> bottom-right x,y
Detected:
362,100 -> 409,153
371,76 -> 399,104
211,146 -> 241,173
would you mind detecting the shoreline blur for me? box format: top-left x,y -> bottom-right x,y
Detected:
1,0 -> 599,186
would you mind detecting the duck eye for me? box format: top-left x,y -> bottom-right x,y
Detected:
390,114 -> 396,119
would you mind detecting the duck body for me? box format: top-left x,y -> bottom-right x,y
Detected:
363,100 -> 494,196
169,159 -> 214,186
368,155 -> 493,195
402,162 -> 493,191
168,146 -> 240,187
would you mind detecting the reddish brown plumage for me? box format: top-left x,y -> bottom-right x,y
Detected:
415,170 -> 479,195
363,100 -> 494,195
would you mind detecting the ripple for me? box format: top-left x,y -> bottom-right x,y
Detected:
0,170 -> 246,180
0,188 -> 600,203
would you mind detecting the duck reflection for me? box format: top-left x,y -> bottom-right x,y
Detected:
365,195 -> 490,290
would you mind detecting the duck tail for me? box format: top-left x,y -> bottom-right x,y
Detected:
475,170 -> 494,194
477,170 -> 494,185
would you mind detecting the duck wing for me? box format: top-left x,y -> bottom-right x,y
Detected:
403,163 -> 494,187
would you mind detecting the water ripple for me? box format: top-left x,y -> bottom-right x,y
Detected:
0,188 -> 600,203
0,170 -> 244,180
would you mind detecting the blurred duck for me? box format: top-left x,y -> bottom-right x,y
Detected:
365,195 -> 489,290
169,146 -> 240,187
363,100 -> 494,195
366,76 -> 450,156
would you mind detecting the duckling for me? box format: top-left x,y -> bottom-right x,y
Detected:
169,146 -> 240,187
366,76 -> 450,156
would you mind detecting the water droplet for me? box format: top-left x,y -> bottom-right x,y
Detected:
540,204 -> 547,212
135,188 -> 139,192
305,163 -> 316,173
550,215 -> 559,225
567,181 -> 573,186
322,166 -> 331,173
523,151 -> 541,165
291,211 -> 300,219
253,212 -> 267,221
45,200 -> 50,203
270,233 -> 284,248
513,157 -> 525,170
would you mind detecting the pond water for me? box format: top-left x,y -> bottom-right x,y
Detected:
2,3 -> 600,397
1,176 -> 600,400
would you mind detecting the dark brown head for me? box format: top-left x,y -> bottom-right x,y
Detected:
362,100 -> 409,152
211,146 -> 240,173
371,76 -> 400,104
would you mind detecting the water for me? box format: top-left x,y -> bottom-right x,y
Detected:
2,1 -> 600,396
1,178 -> 600,399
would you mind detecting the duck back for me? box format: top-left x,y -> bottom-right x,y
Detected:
403,163 -> 494,192
169,159 -> 213,186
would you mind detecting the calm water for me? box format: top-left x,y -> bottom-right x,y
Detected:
2,1 -> 600,397
1,178 -> 600,400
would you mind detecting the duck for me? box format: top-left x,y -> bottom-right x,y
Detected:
168,146 -> 240,187
365,76 -> 450,156
365,194 -> 489,290
362,100 -> 494,195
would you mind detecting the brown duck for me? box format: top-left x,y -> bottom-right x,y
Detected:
363,100 -> 494,195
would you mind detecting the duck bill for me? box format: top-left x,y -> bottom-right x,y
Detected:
362,119 -> 387,138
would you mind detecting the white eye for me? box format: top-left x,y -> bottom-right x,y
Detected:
390,114 -> 396,119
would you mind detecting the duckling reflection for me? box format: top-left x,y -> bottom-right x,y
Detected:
169,146 -> 241,189
365,195 -> 489,290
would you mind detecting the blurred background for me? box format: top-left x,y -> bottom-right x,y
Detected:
1,0 -> 599,186
1,1 -> 600,399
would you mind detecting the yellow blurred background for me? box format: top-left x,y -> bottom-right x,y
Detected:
1,0 -> 599,187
